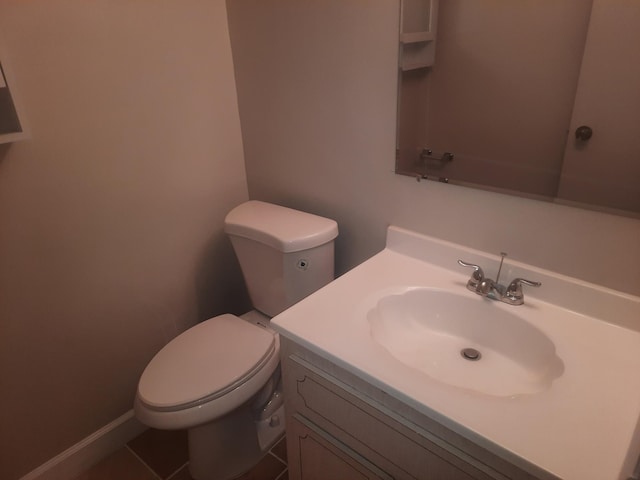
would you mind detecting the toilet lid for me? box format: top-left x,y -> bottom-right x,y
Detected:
138,314 -> 276,410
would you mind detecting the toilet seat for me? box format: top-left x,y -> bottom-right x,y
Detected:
135,314 -> 280,429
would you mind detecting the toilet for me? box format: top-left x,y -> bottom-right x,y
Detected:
134,201 -> 338,480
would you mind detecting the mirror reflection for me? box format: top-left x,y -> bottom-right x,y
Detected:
396,0 -> 640,216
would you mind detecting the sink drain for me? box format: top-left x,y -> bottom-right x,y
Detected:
461,348 -> 482,361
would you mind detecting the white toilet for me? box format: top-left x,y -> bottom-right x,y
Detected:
134,201 -> 338,480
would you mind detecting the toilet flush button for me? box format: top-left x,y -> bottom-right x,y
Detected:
269,415 -> 280,427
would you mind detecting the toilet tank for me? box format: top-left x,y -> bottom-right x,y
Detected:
224,201 -> 338,317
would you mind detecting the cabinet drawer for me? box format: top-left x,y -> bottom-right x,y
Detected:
284,354 -> 504,480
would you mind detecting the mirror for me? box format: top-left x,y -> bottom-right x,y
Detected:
396,0 -> 640,216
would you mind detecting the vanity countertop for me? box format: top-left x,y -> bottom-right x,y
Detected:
272,226 -> 640,480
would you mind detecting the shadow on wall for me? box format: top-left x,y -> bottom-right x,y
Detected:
194,231 -> 251,322
0,143 -> 9,162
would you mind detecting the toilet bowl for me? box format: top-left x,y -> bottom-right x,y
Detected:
134,201 -> 338,480
135,311 -> 284,479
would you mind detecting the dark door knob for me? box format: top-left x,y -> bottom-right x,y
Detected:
575,125 -> 593,141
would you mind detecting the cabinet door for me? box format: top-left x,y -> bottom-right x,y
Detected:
285,354 -> 502,479
289,415 -> 393,480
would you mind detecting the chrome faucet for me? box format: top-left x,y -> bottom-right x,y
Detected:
457,253 -> 541,305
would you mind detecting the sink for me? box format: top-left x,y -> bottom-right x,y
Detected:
367,288 -> 564,397
274,226 -> 640,479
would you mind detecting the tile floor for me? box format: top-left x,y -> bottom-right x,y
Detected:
72,428 -> 288,480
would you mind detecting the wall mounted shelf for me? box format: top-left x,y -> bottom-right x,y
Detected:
400,31 -> 435,44
399,0 -> 439,70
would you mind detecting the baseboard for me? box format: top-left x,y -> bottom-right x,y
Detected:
19,410 -> 147,480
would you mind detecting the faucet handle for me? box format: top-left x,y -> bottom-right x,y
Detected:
457,260 -> 485,291
505,278 -> 541,305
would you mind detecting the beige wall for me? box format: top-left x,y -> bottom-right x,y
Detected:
0,1 -> 249,478
228,0 -> 640,296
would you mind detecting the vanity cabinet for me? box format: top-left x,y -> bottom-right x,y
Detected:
281,338 -> 553,480
289,416 -> 392,480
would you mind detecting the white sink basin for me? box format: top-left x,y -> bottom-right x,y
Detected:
368,288 -> 564,397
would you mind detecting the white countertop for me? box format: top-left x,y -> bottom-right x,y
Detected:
272,226 -> 640,480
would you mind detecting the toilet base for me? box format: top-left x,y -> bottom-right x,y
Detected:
256,403 -> 285,452
187,399 -> 285,480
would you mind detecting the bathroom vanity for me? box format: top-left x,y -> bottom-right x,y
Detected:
272,227 -> 640,480
280,339 -> 551,479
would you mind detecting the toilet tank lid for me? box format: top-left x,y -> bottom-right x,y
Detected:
224,201 -> 338,253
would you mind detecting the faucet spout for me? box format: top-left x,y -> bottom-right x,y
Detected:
477,278 -> 506,299
477,278 -> 494,296
457,255 -> 540,305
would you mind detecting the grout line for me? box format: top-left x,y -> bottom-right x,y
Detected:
274,467 -> 289,480
122,440 -> 285,480
269,450 -> 287,466
269,436 -> 288,466
166,462 -> 190,480
124,445 -> 163,480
